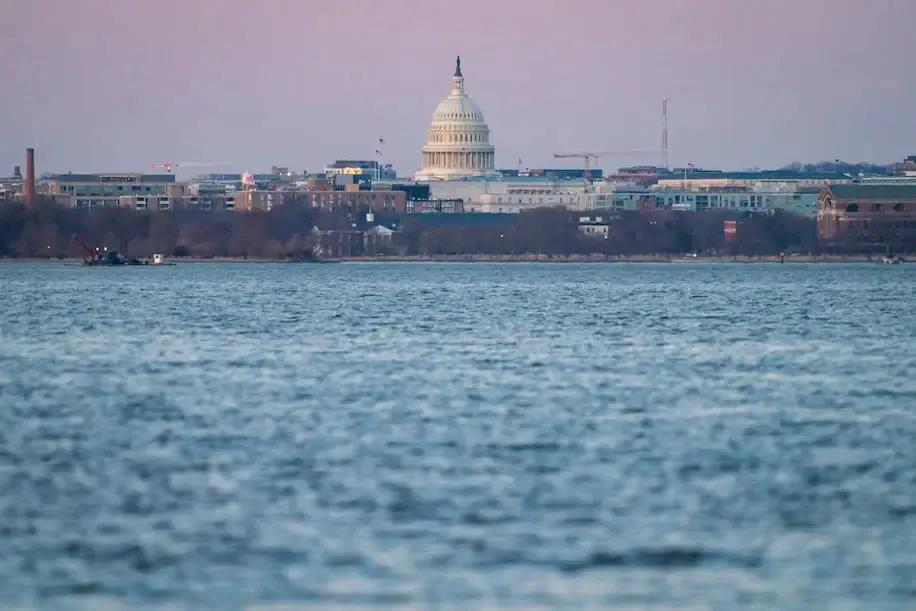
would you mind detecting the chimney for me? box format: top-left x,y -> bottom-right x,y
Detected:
25,148 -> 36,207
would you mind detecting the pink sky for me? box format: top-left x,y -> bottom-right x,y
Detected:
2,0 -> 915,176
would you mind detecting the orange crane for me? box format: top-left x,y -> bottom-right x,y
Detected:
553,150 -> 665,183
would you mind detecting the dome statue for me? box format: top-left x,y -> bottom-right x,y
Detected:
414,56 -> 498,181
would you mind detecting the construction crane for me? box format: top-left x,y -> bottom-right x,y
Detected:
553,150 -> 666,184
72,234 -> 98,260
148,161 -> 232,173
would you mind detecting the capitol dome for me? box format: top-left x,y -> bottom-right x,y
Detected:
414,57 -> 498,181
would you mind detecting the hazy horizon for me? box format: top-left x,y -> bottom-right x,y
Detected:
2,0 -> 915,177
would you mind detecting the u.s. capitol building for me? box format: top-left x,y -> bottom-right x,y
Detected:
414,57 -> 498,181
412,57 -> 589,213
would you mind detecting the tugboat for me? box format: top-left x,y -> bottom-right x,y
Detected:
879,246 -> 904,265
73,234 -> 148,266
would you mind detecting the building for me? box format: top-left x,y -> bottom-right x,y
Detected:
117,195 -> 174,211
607,166 -> 668,187
0,185 -> 15,204
818,184 -> 916,242
417,175 -> 588,213
324,160 -> 395,180
584,184 -> 657,212
889,155 -> 916,177
859,176 -> 916,186
228,190 -> 285,212
656,170 -> 851,191
405,199 -> 465,214
0,164 -> 23,204
577,216 -> 610,238
500,168 -> 604,180
191,172 -> 289,194
43,173 -> 180,208
306,189 -> 406,214
414,57 -> 498,180
469,176 -> 588,212
653,185 -> 820,216
364,224 -> 397,255
234,189 -> 407,213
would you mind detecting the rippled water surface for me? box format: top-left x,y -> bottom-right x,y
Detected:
1,262 -> 915,609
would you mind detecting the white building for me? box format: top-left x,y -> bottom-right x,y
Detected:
653,183 -> 820,216
414,57 -> 498,181
582,183 -> 656,211
422,176 -> 588,213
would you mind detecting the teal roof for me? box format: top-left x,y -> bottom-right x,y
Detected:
663,170 -> 845,180
827,184 -> 916,200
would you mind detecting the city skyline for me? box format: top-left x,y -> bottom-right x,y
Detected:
3,0 -> 916,177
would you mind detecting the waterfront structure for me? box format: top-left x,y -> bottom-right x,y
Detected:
818,184 -> 916,241
414,57 -> 498,181
577,216 -> 611,238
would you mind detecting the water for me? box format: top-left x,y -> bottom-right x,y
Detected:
1,262 -> 915,609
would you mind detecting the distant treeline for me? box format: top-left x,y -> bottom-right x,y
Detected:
0,199 -> 905,260
778,160 -> 889,175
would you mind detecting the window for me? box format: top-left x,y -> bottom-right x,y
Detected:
894,203 -> 904,212
846,203 -> 859,213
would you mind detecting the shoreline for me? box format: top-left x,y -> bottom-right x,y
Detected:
0,254 -> 907,264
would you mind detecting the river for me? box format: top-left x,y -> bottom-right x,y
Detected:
1,262 -> 914,608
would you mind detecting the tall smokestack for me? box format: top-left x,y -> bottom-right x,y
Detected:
25,148 -> 36,207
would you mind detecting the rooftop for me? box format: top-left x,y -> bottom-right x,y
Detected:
45,173 -> 176,184
662,170 -> 847,181
826,184 -> 916,200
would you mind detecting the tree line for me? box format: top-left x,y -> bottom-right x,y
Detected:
0,198 -> 908,259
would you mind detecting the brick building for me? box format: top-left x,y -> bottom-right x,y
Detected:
818,184 -> 916,242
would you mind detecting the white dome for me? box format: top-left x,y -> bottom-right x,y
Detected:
431,96 -> 485,123
415,57 -> 498,181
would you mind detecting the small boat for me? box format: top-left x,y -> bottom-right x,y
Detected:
879,256 -> 902,265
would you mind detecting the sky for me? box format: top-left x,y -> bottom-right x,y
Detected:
2,0 -> 915,178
